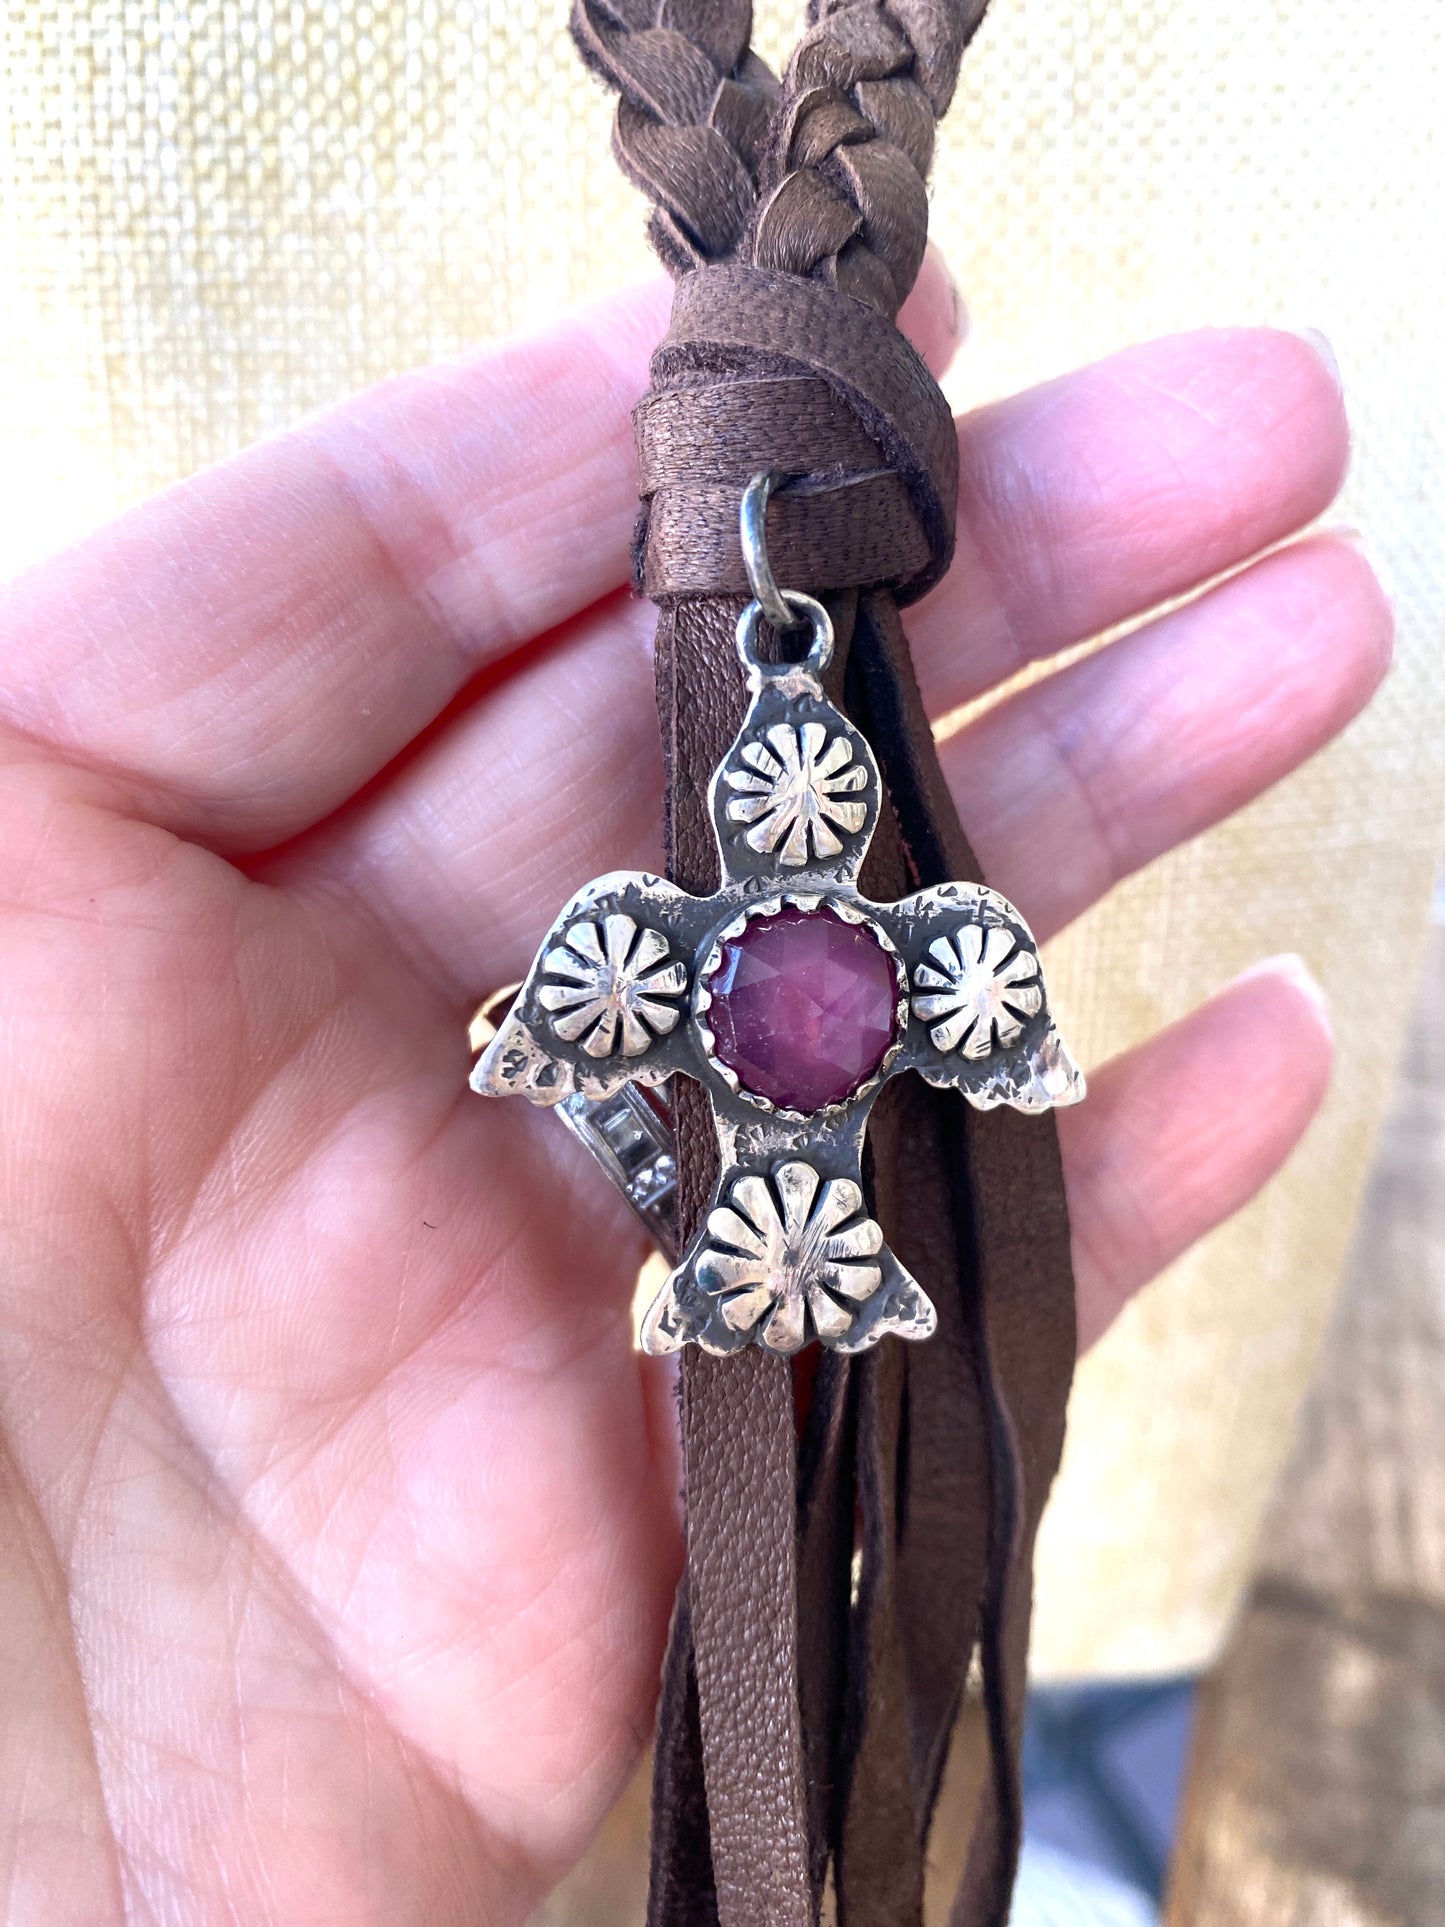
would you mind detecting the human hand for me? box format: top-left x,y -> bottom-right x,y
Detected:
0,258 -> 1386,1921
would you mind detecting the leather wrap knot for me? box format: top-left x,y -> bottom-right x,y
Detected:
634,262 -> 959,606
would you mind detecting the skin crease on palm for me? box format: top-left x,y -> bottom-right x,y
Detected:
0,243 -> 1392,1923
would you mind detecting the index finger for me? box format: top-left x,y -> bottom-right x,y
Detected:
0,256 -> 964,855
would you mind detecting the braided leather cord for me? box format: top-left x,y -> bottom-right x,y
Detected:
570,0 -> 780,273
755,0 -> 989,316
571,0 -> 989,313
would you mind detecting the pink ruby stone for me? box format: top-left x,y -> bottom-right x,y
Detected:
707,905 -> 897,1112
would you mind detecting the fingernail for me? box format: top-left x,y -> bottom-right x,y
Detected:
950,278 -> 970,347
1292,326 -> 1342,392
1235,952 -> 1332,1040
1333,524 -> 1398,613
928,242 -> 969,346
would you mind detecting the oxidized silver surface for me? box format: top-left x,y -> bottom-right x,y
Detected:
472,593 -> 1084,1356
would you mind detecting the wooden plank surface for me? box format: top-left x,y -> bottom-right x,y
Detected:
1168,923 -> 1445,1924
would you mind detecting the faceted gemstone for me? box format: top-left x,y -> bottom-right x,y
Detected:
707,905 -> 897,1112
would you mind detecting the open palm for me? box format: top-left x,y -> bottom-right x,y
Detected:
0,261 -> 1386,1923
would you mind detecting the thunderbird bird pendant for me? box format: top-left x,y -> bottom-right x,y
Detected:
472,578 -> 1085,1357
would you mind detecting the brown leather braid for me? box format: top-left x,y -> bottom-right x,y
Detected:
754,0 -> 991,316
570,0 -> 780,273
571,6 -> 1078,1923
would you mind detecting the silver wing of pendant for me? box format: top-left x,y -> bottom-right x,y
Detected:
877,881 -> 1086,1113
471,871 -> 710,1107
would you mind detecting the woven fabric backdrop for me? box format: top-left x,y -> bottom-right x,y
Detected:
3,0 -> 1442,1679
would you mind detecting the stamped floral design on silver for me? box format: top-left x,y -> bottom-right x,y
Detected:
910,925 -> 1045,1059
723,721 -> 870,867
696,1160 -> 885,1352
536,914 -> 687,1059
473,590 -> 1084,1355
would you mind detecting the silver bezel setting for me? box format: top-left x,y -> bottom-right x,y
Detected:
692,891 -> 909,1121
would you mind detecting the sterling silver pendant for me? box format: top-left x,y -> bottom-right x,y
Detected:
472,534 -> 1085,1356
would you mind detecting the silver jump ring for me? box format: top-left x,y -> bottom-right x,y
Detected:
735,591 -> 835,677
739,470 -> 803,635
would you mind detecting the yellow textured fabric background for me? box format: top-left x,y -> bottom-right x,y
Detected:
3,0 -> 1442,1678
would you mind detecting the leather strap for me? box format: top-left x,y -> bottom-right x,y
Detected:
572,6 -> 1079,1922
647,1576 -> 717,1927
653,594 -> 817,1924
794,1344 -> 856,1901
685,1342 -> 815,1925
854,592 -> 1076,1917
638,263 -> 958,602
834,1332 -> 927,1923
